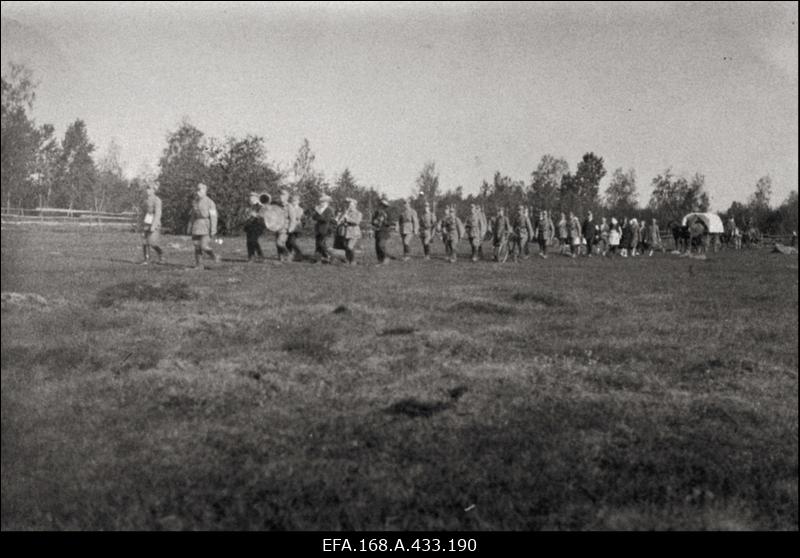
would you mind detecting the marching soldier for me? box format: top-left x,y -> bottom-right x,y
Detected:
243,191 -> 267,262
533,210 -> 554,259
490,207 -> 511,262
312,194 -> 335,263
440,205 -> 463,263
340,197 -> 362,265
522,207 -> 532,258
465,204 -> 483,262
510,204 -> 534,262
420,201 -> 437,260
287,193 -> 305,261
398,198 -> 420,261
372,196 -> 394,264
188,182 -> 221,269
140,182 -> 164,265
478,205 -> 488,259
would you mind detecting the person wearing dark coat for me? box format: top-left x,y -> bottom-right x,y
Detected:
620,217 -> 632,257
582,211 -> 597,257
243,191 -> 266,262
371,196 -> 394,264
312,194 -> 336,263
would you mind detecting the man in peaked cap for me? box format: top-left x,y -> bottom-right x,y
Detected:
188,182 -> 221,269
419,201 -> 437,260
140,181 -> 164,264
398,198 -> 420,261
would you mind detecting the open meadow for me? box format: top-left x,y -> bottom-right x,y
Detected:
1,226 -> 797,530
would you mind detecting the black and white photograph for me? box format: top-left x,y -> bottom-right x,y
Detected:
1,1 -> 797,536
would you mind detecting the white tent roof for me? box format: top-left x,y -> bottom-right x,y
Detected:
682,212 -> 725,234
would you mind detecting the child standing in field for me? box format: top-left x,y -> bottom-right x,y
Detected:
140,182 -> 164,265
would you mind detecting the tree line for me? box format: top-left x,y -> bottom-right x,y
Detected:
2,63 -> 797,236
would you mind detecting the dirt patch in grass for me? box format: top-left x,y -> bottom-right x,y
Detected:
332,305 -> 350,314
96,281 -> 196,307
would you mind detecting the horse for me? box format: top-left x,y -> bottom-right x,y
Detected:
668,220 -> 690,253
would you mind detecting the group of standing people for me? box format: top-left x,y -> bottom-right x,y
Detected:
138,182 -> 668,268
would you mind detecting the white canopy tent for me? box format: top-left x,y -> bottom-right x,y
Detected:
682,212 -> 725,234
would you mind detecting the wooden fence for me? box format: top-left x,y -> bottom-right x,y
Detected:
1,207 -> 137,229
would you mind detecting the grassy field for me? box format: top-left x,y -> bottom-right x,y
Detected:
1,226 -> 797,530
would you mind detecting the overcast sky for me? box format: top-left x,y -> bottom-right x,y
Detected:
1,1 -> 797,209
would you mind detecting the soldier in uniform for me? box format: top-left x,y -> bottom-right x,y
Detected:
478,205 -> 488,259
140,182 -> 164,264
420,201 -> 437,260
440,205 -> 462,263
490,207 -> 511,262
312,194 -> 336,263
465,204 -> 484,262
510,204 -> 534,262
340,197 -> 363,265
372,196 -> 394,264
522,207 -> 532,259
398,198 -> 420,261
188,182 -> 220,269
534,210 -> 553,259
287,193 -> 304,261
243,191 -> 267,262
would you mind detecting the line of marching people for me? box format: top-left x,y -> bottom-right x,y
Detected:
138,181 -> 665,267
